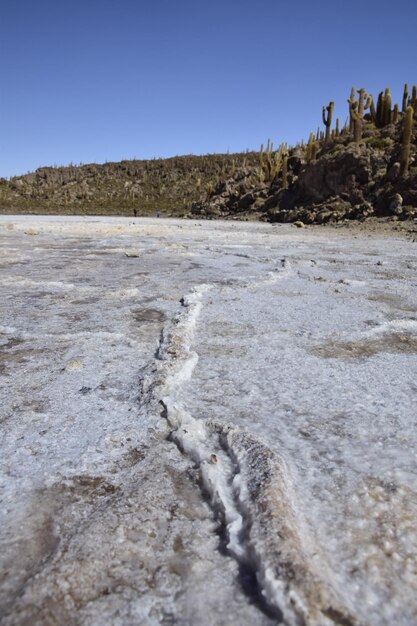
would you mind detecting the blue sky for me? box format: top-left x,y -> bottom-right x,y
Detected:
1,0 -> 416,177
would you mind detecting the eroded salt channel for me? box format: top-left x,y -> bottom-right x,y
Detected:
0,216 -> 416,626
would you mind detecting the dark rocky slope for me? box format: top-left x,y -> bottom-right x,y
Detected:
194,89 -> 417,224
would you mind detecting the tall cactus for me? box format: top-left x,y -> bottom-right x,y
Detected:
281,152 -> 288,189
306,132 -> 317,162
348,87 -> 355,132
260,140 -> 287,183
357,88 -> 367,117
271,144 -> 284,181
409,85 -> 417,116
400,105 -> 414,176
348,88 -> 372,140
372,91 -> 384,127
259,143 -> 264,168
363,92 -> 373,117
348,100 -> 362,143
322,101 -> 334,143
383,88 -> 392,126
402,84 -> 409,113
371,88 -> 395,127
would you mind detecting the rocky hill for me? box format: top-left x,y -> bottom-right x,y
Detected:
0,153 -> 260,217
1,84 -> 416,224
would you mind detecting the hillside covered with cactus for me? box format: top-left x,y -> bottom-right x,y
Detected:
0,153 -> 260,217
1,84 -> 416,224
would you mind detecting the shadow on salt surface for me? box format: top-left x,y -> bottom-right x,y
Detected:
0,340 -> 57,375
367,292 -> 416,312
311,332 -> 417,359
204,320 -> 254,338
131,307 -> 166,323
1,337 -> 25,350
0,471 -> 128,620
200,344 -> 248,358
69,296 -> 101,305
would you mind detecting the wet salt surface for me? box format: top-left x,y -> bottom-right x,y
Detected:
0,215 -> 416,626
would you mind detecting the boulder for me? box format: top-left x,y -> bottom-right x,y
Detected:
236,191 -> 257,210
389,193 -> 403,215
279,144 -> 374,211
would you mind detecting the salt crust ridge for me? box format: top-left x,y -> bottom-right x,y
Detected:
139,279 -> 358,626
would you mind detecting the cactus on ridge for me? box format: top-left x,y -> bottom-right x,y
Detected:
306,132 -> 317,162
402,84 -> 409,113
348,88 -> 372,140
348,99 -> 362,143
409,85 -> 417,116
357,88 -> 367,117
383,88 -> 392,126
322,101 -> 334,143
372,91 -> 384,127
348,87 -> 356,132
400,105 -> 414,176
281,153 -> 288,189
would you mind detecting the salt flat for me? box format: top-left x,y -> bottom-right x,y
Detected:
0,216 -> 416,626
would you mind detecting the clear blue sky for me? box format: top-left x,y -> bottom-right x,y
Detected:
1,0 -> 416,178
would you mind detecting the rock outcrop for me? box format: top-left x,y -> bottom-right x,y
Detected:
192,121 -> 417,224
